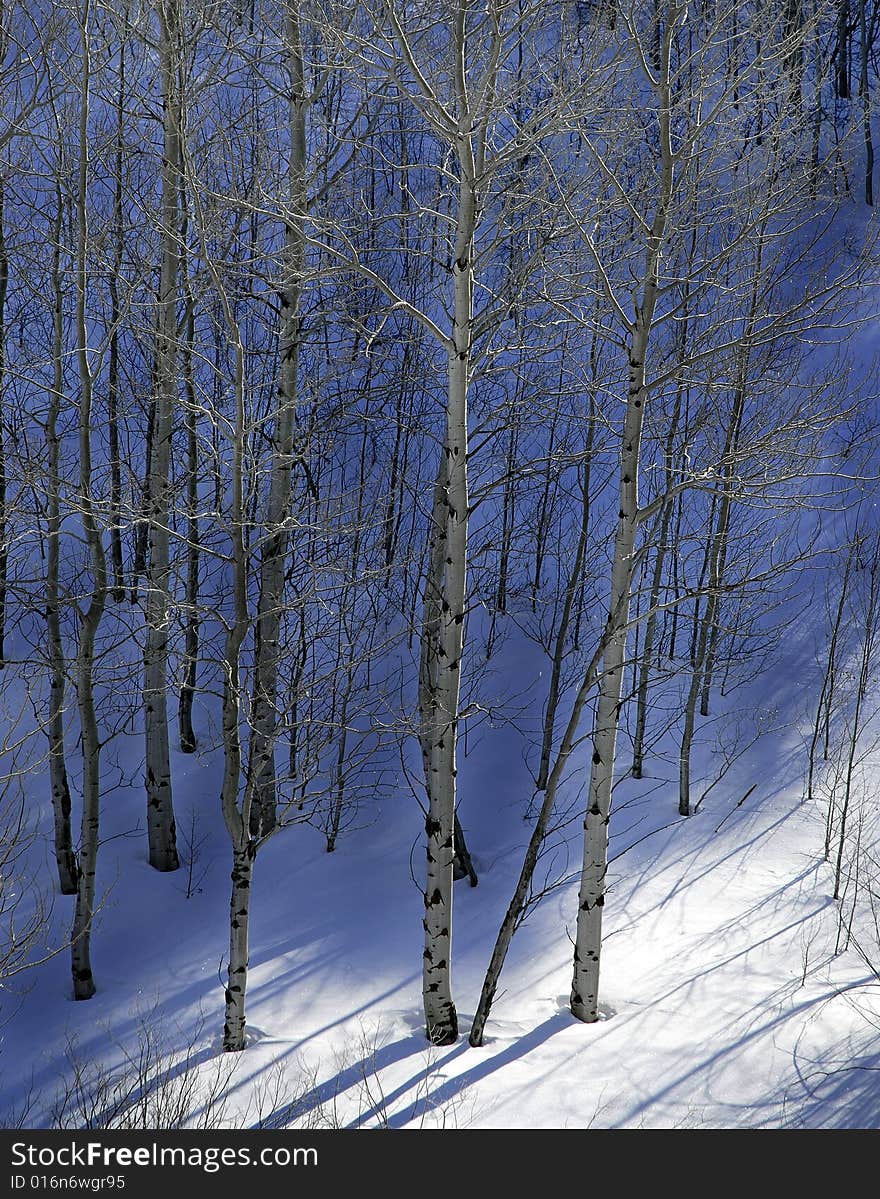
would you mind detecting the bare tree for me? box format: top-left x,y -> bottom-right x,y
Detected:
142,0 -> 182,873
569,3 -> 680,1023
570,0 -> 864,1023
337,0 -> 606,1046
69,0 -> 109,1000
45,172 -> 78,896
247,0 -> 309,839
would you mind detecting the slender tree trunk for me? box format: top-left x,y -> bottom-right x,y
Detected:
212,260 -> 254,1052
860,0 -> 874,204
699,494 -> 735,717
570,353 -> 646,1022
531,386 -> 561,608
838,0 -> 851,98
71,5 -> 108,998
220,527 -> 253,1052
783,0 -> 805,92
833,536 -> 878,898
223,841 -> 254,1051
570,22 -> 674,1023
679,570 -> 718,816
177,230 -> 200,754
679,442 -> 740,816
287,604 -> 308,790
536,406 -> 595,792
678,218 -> 767,812
810,538 -> 856,848
487,416 -> 518,659
107,31 -> 126,602
130,390 -> 154,605
0,177 -> 7,670
143,0 -> 181,871
470,632 -> 607,1046
664,488 -> 685,659
249,3 -> 307,838
326,665 -> 352,853
47,182 -> 78,896
419,157 -> 476,1046
631,362 -> 686,778
383,357 -> 409,569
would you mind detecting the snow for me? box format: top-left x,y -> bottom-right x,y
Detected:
2,646 -> 879,1130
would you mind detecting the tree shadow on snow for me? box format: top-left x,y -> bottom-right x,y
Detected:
254,1011 -> 572,1129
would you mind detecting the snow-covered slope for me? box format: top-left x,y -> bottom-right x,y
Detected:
2,645 -> 878,1130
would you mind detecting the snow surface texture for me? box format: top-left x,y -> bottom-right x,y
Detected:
2,651 -> 879,1130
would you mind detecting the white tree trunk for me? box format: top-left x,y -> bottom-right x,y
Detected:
223,842 -> 254,1051
220,326 -> 252,1053
570,351 -> 647,1021
420,167 -> 475,1045
570,19 -> 675,1020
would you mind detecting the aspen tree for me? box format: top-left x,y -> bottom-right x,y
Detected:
143,0 -> 182,872
247,0 -> 308,839
336,0 -> 606,1043
570,4 -> 679,1023
70,0 -> 108,999
106,13 -> 128,603
46,174 -> 78,895
569,0 -> 861,1022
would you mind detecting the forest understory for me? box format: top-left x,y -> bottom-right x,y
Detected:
1,0 -> 880,1129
